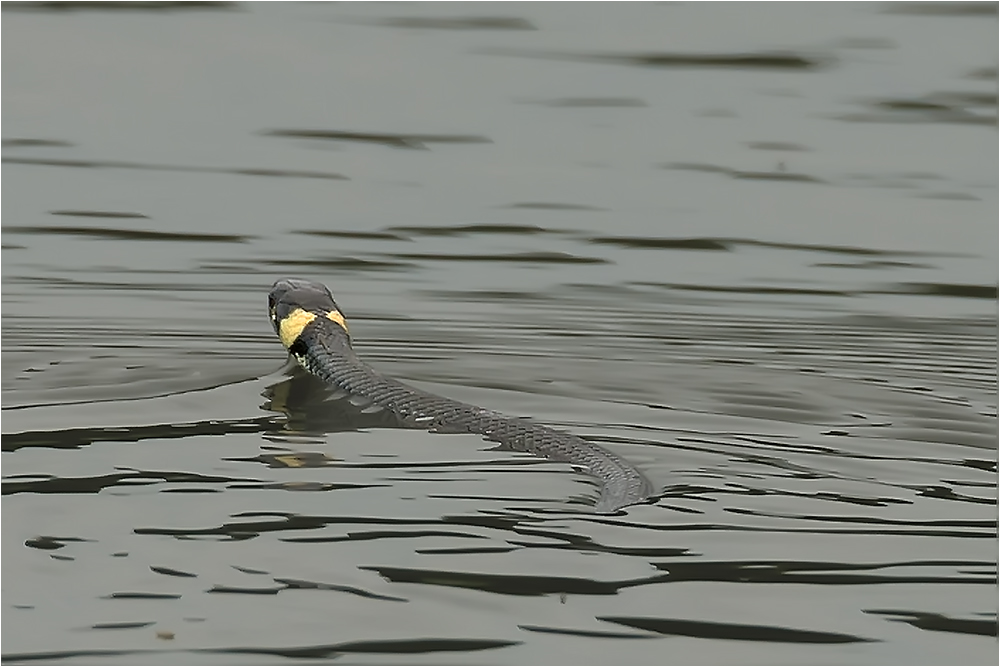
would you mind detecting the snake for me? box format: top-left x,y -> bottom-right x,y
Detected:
268,278 -> 654,512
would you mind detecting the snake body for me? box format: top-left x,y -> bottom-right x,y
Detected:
268,278 -> 653,512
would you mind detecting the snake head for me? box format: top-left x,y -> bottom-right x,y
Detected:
268,278 -> 349,347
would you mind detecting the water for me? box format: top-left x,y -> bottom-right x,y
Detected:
2,2 -> 997,664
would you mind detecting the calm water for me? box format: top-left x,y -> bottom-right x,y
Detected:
2,2 -> 997,664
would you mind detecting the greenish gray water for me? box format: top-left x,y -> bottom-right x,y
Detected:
2,2 -> 996,664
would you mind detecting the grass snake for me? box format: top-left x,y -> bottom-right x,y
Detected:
268,278 -> 654,512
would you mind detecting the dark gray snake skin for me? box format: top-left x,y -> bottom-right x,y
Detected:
274,280 -> 654,512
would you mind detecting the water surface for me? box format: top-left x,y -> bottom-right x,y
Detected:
2,2 -> 997,664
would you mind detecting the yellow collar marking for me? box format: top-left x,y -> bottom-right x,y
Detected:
326,309 -> 349,334
278,308 -> 349,348
278,308 -> 317,348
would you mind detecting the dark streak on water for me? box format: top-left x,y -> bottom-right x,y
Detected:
884,2 -> 998,16
6,225 -> 253,243
2,156 -> 349,181
263,129 -> 493,150
49,210 -> 150,219
5,1 -> 238,12
368,16 -> 537,32
482,48 -> 831,71
521,98 -> 648,109
2,3 -> 997,666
